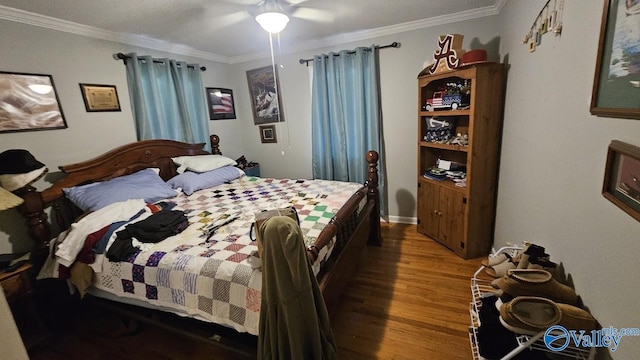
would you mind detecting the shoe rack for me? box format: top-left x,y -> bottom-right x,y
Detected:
468,246 -> 596,360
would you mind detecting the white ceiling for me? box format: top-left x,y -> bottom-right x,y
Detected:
0,0 -> 505,63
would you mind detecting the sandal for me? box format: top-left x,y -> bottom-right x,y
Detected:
516,243 -> 546,269
485,258 -> 517,278
481,253 -> 512,267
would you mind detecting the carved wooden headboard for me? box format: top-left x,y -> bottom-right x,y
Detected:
20,134 -> 221,269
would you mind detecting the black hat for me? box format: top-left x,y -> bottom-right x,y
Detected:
0,149 -> 47,191
0,149 -> 45,175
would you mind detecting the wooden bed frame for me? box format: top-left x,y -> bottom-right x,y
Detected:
19,134 -> 381,345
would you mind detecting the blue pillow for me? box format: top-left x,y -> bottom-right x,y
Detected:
63,168 -> 178,212
167,165 -> 243,195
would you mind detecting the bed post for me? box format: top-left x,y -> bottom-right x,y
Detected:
210,134 -> 221,155
366,151 -> 382,246
15,186 -> 51,271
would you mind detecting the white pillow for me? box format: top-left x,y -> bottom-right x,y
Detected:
167,165 -> 244,195
172,155 -> 237,174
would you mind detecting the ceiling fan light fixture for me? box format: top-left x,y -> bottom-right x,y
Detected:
255,11 -> 289,34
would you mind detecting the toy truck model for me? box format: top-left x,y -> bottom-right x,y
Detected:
425,91 -> 463,111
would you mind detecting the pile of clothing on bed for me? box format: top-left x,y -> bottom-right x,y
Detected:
41,200 -> 189,294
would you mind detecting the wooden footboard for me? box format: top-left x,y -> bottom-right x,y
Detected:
307,150 -> 381,312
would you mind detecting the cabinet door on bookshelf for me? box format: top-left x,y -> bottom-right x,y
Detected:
418,181 -> 466,251
417,181 -> 439,238
438,187 -> 465,251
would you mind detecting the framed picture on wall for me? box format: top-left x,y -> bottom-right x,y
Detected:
0,71 -> 67,133
590,0 -> 640,119
79,83 -> 121,112
259,124 -> 277,143
205,87 -> 236,120
602,140 -> 640,221
246,65 -> 285,125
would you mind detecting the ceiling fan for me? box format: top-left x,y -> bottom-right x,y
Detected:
208,0 -> 334,33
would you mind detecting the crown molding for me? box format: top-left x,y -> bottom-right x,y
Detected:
0,2 -> 506,65
230,2 -> 506,63
0,5 -> 233,64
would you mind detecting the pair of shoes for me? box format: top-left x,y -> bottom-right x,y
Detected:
484,256 -> 518,278
483,243 -> 547,278
491,269 -> 578,305
499,296 -> 598,335
528,255 -> 557,273
516,243 -> 547,269
482,252 -> 512,267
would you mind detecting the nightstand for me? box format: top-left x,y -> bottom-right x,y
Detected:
244,164 -> 260,177
1,263 -> 49,350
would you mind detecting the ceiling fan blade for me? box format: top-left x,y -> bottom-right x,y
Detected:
217,0 -> 263,5
206,10 -> 252,29
290,6 -> 335,23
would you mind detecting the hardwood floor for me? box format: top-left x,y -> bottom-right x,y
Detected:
28,223 -> 483,360
332,223 -> 483,359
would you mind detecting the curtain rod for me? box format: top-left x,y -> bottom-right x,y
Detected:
298,41 -> 400,66
113,53 -> 207,71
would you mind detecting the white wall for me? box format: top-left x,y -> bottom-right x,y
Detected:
0,20 -> 246,253
496,1 -> 640,358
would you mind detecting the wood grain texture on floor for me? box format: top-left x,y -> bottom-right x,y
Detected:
28,223 -> 483,359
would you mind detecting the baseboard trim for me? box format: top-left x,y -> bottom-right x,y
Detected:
383,215 -> 417,224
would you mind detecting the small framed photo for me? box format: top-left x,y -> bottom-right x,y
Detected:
206,87 -> 236,120
541,19 -> 548,35
79,83 -> 121,112
602,140 -> 640,222
259,124 -> 277,144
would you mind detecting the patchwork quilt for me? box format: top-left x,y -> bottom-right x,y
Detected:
90,176 -> 364,335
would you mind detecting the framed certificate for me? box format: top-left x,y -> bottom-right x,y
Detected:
79,83 -> 121,112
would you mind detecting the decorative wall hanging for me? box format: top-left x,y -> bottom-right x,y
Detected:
522,0 -> 564,52
602,140 -> 640,221
590,0 -> 640,119
0,71 -> 67,133
79,83 -> 121,112
246,65 -> 285,125
259,124 -> 277,143
205,87 -> 236,120
423,34 -> 466,75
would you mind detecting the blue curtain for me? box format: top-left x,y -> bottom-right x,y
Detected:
311,46 -> 385,214
124,53 -> 210,150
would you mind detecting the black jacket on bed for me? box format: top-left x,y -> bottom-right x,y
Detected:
107,210 -> 188,261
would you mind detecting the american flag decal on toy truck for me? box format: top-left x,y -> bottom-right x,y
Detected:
425,91 -> 463,111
